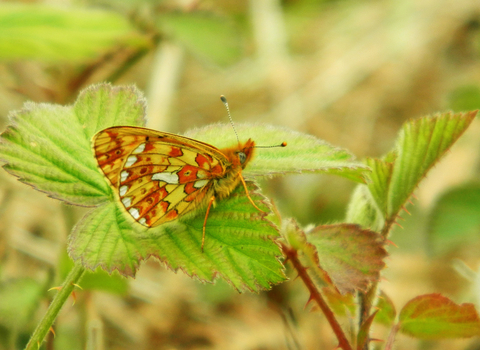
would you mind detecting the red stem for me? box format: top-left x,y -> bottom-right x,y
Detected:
281,243 -> 353,350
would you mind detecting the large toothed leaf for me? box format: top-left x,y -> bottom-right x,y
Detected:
186,124 -> 370,183
0,83 -> 146,206
388,111 -> 477,217
68,182 -> 286,292
347,111 -> 477,230
398,294 -> 480,339
0,4 -> 147,62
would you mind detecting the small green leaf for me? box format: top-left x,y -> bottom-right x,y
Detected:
158,12 -> 242,66
69,182 -> 286,292
345,185 -> 384,231
358,310 -> 378,350
428,182 -> 480,255
398,293 -> 480,339
375,290 -> 397,327
186,123 -> 369,183
388,111 -> 477,218
0,4 -> 147,62
306,224 -> 387,294
0,83 -> 146,206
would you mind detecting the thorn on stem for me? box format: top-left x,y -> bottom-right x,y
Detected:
304,294 -> 315,310
393,221 -> 404,229
385,239 -> 398,247
401,205 -> 411,215
49,327 -> 56,338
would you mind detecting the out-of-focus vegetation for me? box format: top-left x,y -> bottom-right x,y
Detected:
1,0 -> 480,349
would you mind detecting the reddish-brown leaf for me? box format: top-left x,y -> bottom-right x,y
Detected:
398,293 -> 480,339
307,224 -> 387,294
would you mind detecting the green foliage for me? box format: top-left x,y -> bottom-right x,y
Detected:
0,4 -> 147,62
2,83 -> 480,348
0,83 -> 368,292
347,111 -> 477,231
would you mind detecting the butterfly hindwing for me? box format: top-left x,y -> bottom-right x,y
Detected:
93,126 -> 230,227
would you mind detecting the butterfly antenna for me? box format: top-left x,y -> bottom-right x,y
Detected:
220,95 -> 240,147
254,142 -> 288,149
221,95 -> 287,149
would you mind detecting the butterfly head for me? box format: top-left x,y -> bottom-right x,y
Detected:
236,139 -> 256,169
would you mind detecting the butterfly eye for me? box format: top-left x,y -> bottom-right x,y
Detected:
238,151 -> 247,164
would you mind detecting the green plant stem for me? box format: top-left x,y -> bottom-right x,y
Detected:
25,264 -> 86,350
281,243 -> 353,350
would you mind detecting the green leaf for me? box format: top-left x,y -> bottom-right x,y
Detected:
358,310 -> 378,350
0,83 -> 146,206
375,290 -> 397,327
347,111 -> 477,230
74,83 -> 148,137
186,123 -> 369,183
0,4 -> 147,62
345,185 -> 385,231
388,111 -> 477,218
366,157 -> 395,216
68,182 -> 286,292
306,224 -> 387,294
428,182 -> 480,255
158,12 -> 242,66
398,293 -> 480,339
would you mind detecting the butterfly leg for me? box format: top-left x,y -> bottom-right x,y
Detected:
202,196 -> 216,252
238,174 -> 265,213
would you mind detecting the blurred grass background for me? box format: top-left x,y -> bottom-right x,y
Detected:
1,0 -> 480,349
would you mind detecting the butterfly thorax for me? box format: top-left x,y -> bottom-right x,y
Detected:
211,139 -> 255,200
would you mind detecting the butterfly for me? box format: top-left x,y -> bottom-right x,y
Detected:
92,123 -> 285,250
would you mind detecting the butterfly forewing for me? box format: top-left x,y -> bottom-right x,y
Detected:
93,126 -> 230,227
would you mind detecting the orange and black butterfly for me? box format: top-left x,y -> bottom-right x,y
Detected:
92,98 -> 286,249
